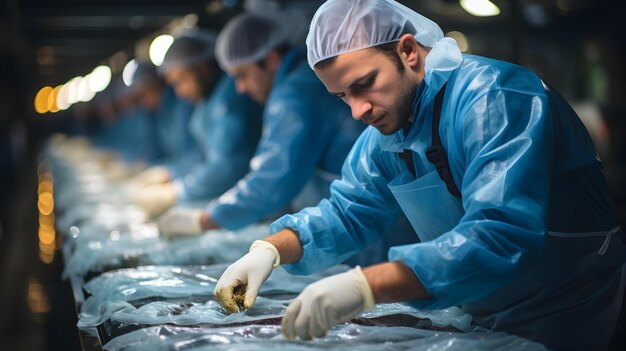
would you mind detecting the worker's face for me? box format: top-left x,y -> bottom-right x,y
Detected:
314,38 -> 423,135
228,53 -> 279,104
164,66 -> 205,104
136,82 -> 163,112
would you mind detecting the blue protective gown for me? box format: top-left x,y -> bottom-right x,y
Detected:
152,87 -> 200,178
271,39 -> 626,350
175,75 -> 263,202
207,48 -> 366,230
96,107 -> 160,163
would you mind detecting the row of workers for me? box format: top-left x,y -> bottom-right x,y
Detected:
204,1 -> 623,351
79,8 -> 415,266
80,0 -> 625,350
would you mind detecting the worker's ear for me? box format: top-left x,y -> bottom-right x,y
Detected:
398,33 -> 420,70
264,50 -> 282,73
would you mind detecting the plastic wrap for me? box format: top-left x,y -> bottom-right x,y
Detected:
104,323 -> 548,351
63,225 -> 269,279
78,265 -> 348,327
78,264 -> 473,331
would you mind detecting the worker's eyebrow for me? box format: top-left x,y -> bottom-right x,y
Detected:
327,71 -> 377,96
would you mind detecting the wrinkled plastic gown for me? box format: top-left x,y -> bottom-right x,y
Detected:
62,225 -> 269,279
103,323 -> 548,351
78,264 -> 472,332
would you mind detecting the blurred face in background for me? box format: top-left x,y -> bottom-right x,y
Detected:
227,50 -> 281,104
164,63 -> 212,104
135,80 -> 163,112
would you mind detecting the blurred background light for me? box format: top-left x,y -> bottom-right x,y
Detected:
67,76 -> 83,105
446,31 -> 470,52
34,86 -> 53,114
89,65 -> 112,92
460,0 -> 501,17
78,75 -> 96,102
46,85 -> 62,113
122,59 -> 139,87
56,84 -> 70,110
149,34 -> 174,66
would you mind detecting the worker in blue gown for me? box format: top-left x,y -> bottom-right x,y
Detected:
95,77 -> 160,164
129,30 -> 263,218
212,1 -> 626,350
127,61 -> 199,178
156,12 -> 368,238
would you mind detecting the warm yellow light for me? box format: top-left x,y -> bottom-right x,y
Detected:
149,34 -> 174,66
38,226 -> 55,245
39,240 -> 55,254
38,180 -> 53,195
47,85 -> 62,113
39,212 -> 55,229
460,0 -> 501,17
38,192 -> 54,215
34,86 -> 53,114
27,278 -> 50,313
39,252 -> 54,264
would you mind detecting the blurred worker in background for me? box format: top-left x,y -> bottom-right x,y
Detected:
93,77 -> 160,165
212,1 -> 626,350
127,61 -> 199,178
156,12 -> 366,239
129,30 -> 263,219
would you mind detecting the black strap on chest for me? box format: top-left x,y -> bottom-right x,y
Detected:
398,83 -> 461,198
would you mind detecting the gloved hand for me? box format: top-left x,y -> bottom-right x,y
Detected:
128,183 -> 177,218
132,166 -> 171,187
158,208 -> 205,240
281,266 -> 375,340
214,240 -> 280,313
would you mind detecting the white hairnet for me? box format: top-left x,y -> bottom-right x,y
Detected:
129,61 -> 159,90
215,11 -> 306,71
306,0 -> 444,68
158,29 -> 217,75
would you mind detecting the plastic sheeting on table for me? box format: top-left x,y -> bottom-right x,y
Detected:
103,323 -> 548,351
78,264 -> 348,327
62,225 -> 269,279
78,264 -> 473,331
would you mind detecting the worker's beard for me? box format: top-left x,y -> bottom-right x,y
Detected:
372,76 -> 420,136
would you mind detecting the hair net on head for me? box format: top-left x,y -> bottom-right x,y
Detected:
306,0 -> 444,68
158,30 -> 217,75
129,61 -> 160,90
215,11 -> 306,71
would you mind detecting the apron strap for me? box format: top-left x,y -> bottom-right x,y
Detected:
425,83 -> 462,198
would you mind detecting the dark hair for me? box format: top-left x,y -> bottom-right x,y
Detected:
256,43 -> 292,69
314,41 -> 404,73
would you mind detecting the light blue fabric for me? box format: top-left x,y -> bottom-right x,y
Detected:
152,87 -> 200,177
176,75 -> 263,201
271,40 -> 626,350
208,48 -> 365,229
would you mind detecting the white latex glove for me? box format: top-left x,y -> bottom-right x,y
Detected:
128,183 -> 177,218
158,208 -> 205,240
132,166 -> 171,187
281,266 -> 375,340
214,240 -> 280,313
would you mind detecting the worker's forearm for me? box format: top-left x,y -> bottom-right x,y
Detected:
200,211 -> 221,230
263,228 -> 303,264
363,261 -> 430,303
